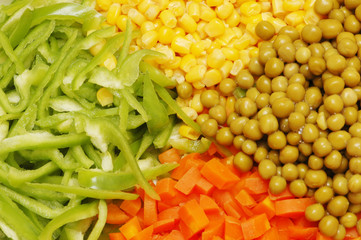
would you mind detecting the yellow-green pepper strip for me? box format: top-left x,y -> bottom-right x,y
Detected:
83,143 -> 102,169
154,83 -> 201,133
0,185 -> 73,219
87,200 -> 107,240
69,145 -> 93,169
9,184 -> 68,202
0,30 -> 24,73
0,193 -> 40,240
8,8 -> 32,48
118,88 -> 148,122
38,201 -> 99,240
140,61 -> 176,88
27,182 -> 138,200
0,132 -> 89,155
116,19 -> 132,68
7,161 -> 59,187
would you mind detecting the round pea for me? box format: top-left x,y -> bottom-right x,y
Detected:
304,169 -> 328,188
219,78 -> 237,96
313,137 -> 332,157
326,54 -> 346,75
209,105 -> 227,125
200,90 -> 219,108
269,176 -> 287,195
344,15 -> 361,33
305,203 -> 325,221
243,119 -> 263,141
234,151 -> 253,172
236,97 -> 257,117
176,81 -> 193,99
268,131 -> 287,150
265,58 -> 284,78
315,186 -> 334,204
279,26 -> 300,41
334,224 -> 346,240
327,195 -> 349,216
289,179 -> 308,197
279,145 -> 299,164
258,159 -> 277,180
347,137 -> 361,156
319,215 -> 339,237
258,48 -> 277,65
348,174 -> 361,193
215,127 -> 234,146
340,212 -> 357,228
278,42 -> 296,63
235,70 -> 254,90
328,9 -> 345,23
333,175 -> 349,195
318,19 -> 344,39
302,24 -> 322,43
255,21 -> 275,40
308,56 -> 326,76
323,76 -> 344,95
314,0 -> 333,15
201,119 -> 218,137
248,57 -> 264,76
338,38 -> 358,57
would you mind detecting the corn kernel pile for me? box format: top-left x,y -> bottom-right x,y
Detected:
95,0 -> 323,128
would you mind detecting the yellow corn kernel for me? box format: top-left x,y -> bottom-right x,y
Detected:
97,0 -> 112,11
174,27 -> 186,37
246,23 -> 259,38
249,47 -> 259,58
240,1 -> 262,17
179,124 -> 201,140
304,8 -> 324,25
159,10 -> 177,28
240,14 -> 262,25
180,54 -> 197,72
140,21 -> 156,34
172,69 -> 185,83
285,11 -> 306,27
226,96 -> 236,116
154,0 -> 169,10
155,45 -> 175,64
97,88 -> 114,106
128,8 -> 146,26
116,15 -> 128,32
232,27 -> 243,38
221,47 -> 240,61
232,38 -> 250,50
185,33 -> 196,43
190,42 -> 205,57
200,4 -> 217,22
176,97 -> 190,107
192,32 -> 202,42
317,112 -> 328,130
185,65 -> 207,82
270,18 -> 287,33
121,4 -> 132,15
239,50 -> 250,65
226,9 -> 241,27
197,56 -> 207,66
158,26 -> 175,45
219,60 -> 233,78
190,94 -> 204,113
207,0 -> 223,7
188,2 -> 201,22
179,14 -> 198,33
207,39 -> 223,54
129,44 -> 140,53
218,28 -> 236,45
106,3 -> 121,25
90,39 -> 106,56
141,30 -> 158,48
196,21 -> 207,39
168,56 -> 182,69
260,2 -> 271,12
207,49 -> 226,69
283,0 -> 303,11
202,69 -> 222,87
101,54 -> 117,71
144,4 -> 161,20
193,81 -> 206,89
181,107 -> 198,120
153,19 -> 163,29
168,0 -> 186,17
296,23 -> 306,33
219,96 -> 227,108
230,59 -> 244,76
113,0 -> 128,3
304,0 -> 316,10
204,18 -> 225,38
261,12 -> 273,21
215,1 -> 234,19
171,36 -> 192,54
164,69 -> 173,78
272,0 -> 286,18
137,0 -> 152,13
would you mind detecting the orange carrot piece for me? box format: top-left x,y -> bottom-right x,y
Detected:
293,216 -> 318,228
175,166 -> 202,195
200,158 -> 240,189
212,236 -> 223,240
241,213 -> 270,240
107,203 -> 130,224
268,186 -> 294,201
153,218 -> 175,234
258,227 -> 280,240
243,172 -> 269,195
240,205 -> 254,218
275,198 -> 315,218
143,193 -> 158,226
131,225 -> 153,240
345,226 -> 360,239
119,216 -> 142,240
157,201 -> 171,212
164,230 -> 185,240
251,196 -> 276,220
194,177 -> 215,195
202,214 -> 224,240
120,198 -> 142,217
207,142 -> 218,156
179,199 -> 209,236
287,226 -> 318,240
270,216 -> 294,231
171,153 -> 202,180
224,215 -> 244,240
316,232 -> 333,240
199,194 -> 220,214
158,148 -> 181,164
134,186 -> 145,201
109,232 -> 126,240
158,206 -> 180,221
212,189 -> 244,219
235,189 -> 256,208
155,178 -> 186,206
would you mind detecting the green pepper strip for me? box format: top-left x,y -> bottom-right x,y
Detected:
83,143 -> 102,169
38,201 -> 99,240
9,184 -> 68,202
153,115 -> 176,149
154,83 -> 201,133
0,31 -> 24,73
119,96 -> 129,139
116,19 -> 132,68
140,61 -> 176,88
27,182 -> 138,200
18,148 -> 80,170
7,161 -> 59,187
8,8 -> 32,48
60,84 -> 95,110
87,200 -> 107,240
0,184 -> 73,219
0,132 -> 89,155
135,131 -> 153,160
0,193 -> 40,240
69,145 -> 94,169
77,162 -> 178,191
118,88 -> 149,122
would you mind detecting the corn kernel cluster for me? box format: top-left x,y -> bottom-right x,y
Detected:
95,0 -> 322,139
